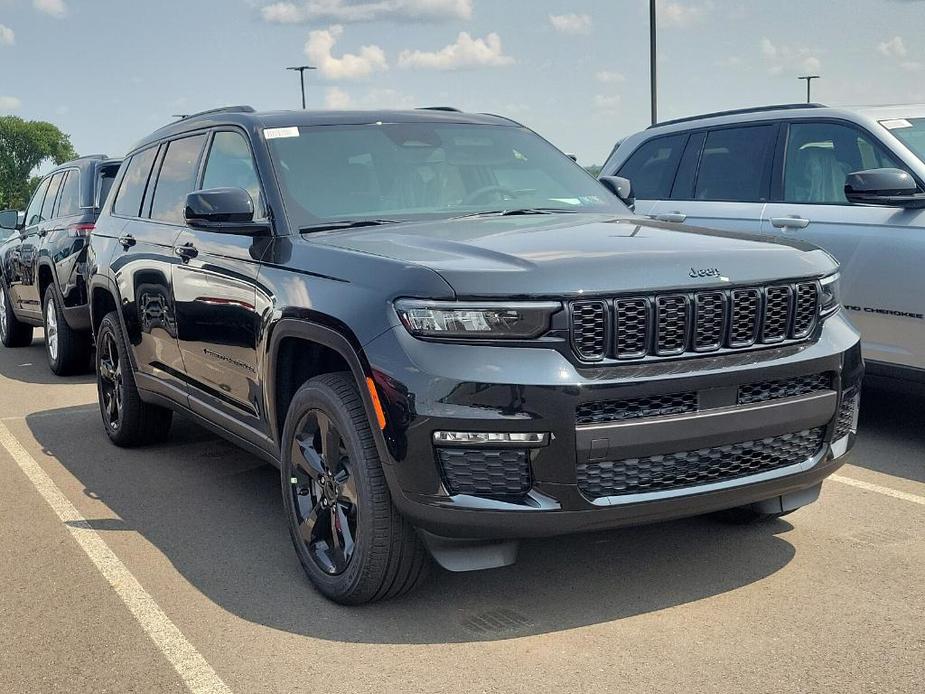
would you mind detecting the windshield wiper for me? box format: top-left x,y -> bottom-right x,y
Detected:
450,207 -> 582,220
300,219 -> 400,233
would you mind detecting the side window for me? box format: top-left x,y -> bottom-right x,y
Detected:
56,171 -> 81,217
201,131 -> 263,216
97,167 -> 118,210
694,125 -> 777,202
783,122 -> 905,204
670,131 -> 706,199
616,134 -> 686,199
41,172 -> 65,221
113,148 -> 158,217
24,178 -> 51,227
150,135 -> 207,225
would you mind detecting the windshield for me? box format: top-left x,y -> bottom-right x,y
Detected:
265,123 -> 623,228
883,118 -> 925,164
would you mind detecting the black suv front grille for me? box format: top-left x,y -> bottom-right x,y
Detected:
437,448 -> 532,497
569,281 -> 820,362
737,373 -> 832,405
576,427 -> 825,498
576,392 -> 698,425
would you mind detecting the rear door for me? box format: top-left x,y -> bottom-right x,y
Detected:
649,123 -> 777,233
172,128 -> 270,440
613,132 -> 686,217
760,119 -> 925,370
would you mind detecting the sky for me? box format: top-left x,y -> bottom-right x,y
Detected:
1,0 -> 924,166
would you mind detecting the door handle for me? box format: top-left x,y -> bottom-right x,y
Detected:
118,234 -> 136,248
38,228 -> 48,238
174,243 -> 199,261
657,212 -> 687,223
770,216 -> 810,229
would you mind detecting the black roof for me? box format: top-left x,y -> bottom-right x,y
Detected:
130,106 -> 520,152
47,154 -> 122,175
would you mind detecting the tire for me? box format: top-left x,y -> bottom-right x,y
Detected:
96,311 -> 172,447
281,372 -> 429,604
711,507 -> 795,524
43,286 -> 91,375
0,281 -> 33,348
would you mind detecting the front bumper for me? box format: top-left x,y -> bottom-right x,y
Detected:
365,313 -> 863,539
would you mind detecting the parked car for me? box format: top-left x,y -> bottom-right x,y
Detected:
602,103 -> 925,388
88,106 -> 862,604
0,155 -> 122,374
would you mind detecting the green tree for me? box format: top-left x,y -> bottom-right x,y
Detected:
0,116 -> 77,210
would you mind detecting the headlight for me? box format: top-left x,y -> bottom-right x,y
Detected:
819,273 -> 840,317
395,300 -> 560,339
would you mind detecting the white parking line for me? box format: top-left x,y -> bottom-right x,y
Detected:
0,421 -> 232,694
831,474 -> 925,507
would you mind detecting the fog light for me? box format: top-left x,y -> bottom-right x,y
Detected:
432,431 -> 549,447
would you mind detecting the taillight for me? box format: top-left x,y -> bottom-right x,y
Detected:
67,223 -> 95,238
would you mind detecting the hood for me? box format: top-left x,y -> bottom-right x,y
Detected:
309,213 -> 836,298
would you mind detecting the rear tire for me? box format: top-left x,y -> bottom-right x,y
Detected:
0,282 -> 33,348
43,286 -> 91,375
96,311 -> 172,447
281,372 -> 429,604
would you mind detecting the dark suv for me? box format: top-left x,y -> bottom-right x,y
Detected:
0,155 -> 121,374
88,106 -> 862,604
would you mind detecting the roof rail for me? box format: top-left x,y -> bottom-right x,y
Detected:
416,106 -> 462,112
174,105 -> 256,121
648,103 -> 827,129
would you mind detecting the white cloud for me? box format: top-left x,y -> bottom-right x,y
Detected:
878,36 -> 907,58
760,37 -> 822,75
324,87 -> 353,109
262,0 -> 471,24
0,96 -> 22,112
398,32 -> 513,70
658,0 -> 712,26
549,13 -> 592,35
901,60 -> 923,72
595,70 -> 625,84
323,86 -> 416,110
305,25 -> 388,80
0,24 -> 14,46
593,94 -> 621,114
33,0 -> 66,18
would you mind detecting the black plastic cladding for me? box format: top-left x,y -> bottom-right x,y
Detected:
569,280 -> 820,363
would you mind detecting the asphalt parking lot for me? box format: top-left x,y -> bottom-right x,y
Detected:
0,336 -> 922,694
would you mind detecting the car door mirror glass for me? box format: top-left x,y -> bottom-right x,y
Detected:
845,168 -> 925,208
0,209 -> 20,231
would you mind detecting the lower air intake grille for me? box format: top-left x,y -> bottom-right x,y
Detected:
737,373 -> 832,405
576,427 -> 825,498
833,394 -> 859,440
437,448 -> 531,497
576,392 -> 697,425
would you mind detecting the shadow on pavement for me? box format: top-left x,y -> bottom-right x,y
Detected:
855,383 -> 925,484
0,339 -> 94,386
27,406 -> 797,644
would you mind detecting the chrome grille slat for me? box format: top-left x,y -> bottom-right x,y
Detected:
569,279 -> 822,362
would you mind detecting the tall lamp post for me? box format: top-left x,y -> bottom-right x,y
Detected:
798,75 -> 820,104
649,0 -> 657,125
286,65 -> 317,109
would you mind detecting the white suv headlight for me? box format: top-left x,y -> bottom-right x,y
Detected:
819,273 -> 840,317
395,300 -> 560,339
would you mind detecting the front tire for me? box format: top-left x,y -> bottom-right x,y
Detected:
281,372 -> 429,604
96,311 -> 172,447
43,286 -> 91,375
0,282 -> 33,348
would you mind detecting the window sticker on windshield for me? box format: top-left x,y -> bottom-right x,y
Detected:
264,127 -> 300,140
881,119 -> 913,130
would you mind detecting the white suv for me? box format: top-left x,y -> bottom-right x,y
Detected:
603,103 -> 925,387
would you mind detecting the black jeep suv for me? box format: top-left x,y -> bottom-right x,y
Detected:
88,106 -> 862,604
1,155 -> 121,374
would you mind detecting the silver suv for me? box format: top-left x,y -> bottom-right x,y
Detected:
603,103 -> 925,387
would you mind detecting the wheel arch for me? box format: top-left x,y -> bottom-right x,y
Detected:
266,318 -> 395,466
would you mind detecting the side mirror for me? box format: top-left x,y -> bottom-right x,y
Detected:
0,209 -> 21,231
184,188 -> 269,234
845,168 -> 925,208
599,175 -> 635,209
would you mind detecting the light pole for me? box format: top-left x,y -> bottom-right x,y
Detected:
287,65 -> 317,109
798,75 -> 820,104
649,0 -> 657,125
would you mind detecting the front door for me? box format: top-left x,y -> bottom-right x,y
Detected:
760,120 -> 925,370
8,176 -> 52,314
